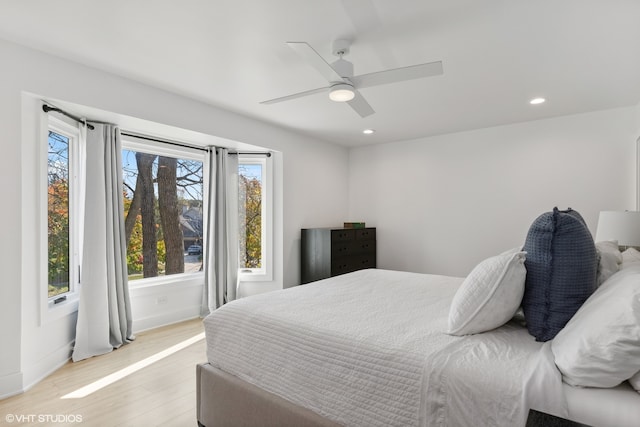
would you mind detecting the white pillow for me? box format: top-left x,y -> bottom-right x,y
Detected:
595,240 -> 621,286
551,265 -> 640,388
447,249 -> 526,336
596,240 -> 623,262
621,247 -> 640,270
629,371 -> 640,393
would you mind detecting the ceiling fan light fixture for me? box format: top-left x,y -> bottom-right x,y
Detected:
329,83 -> 355,102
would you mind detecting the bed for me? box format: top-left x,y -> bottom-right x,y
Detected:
197,267 -> 640,427
197,209 -> 640,426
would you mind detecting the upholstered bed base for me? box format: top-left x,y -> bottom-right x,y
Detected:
196,363 -> 341,427
196,363 -> 589,427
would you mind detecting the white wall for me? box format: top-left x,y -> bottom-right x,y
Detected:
0,44 -> 24,399
636,101 -> 640,210
348,107 -> 638,278
0,38 -> 349,398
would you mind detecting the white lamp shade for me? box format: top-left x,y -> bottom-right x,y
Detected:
329,84 -> 355,102
595,211 -> 640,247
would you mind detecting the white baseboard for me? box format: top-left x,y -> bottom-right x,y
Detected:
132,305 -> 201,334
20,340 -> 74,395
0,371 -> 24,400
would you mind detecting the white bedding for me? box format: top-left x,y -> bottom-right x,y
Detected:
203,269 -> 560,427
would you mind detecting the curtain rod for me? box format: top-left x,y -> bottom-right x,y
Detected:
121,132 -> 207,152
121,132 -> 271,157
42,104 -> 95,130
228,151 -> 272,157
42,106 -> 271,157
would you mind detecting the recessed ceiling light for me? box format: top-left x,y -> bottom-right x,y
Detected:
362,129 -> 375,135
530,97 -> 546,105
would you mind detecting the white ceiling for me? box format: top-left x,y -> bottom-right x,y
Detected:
1,0 -> 639,147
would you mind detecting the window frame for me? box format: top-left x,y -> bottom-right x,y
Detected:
121,136 -> 207,287
41,115 -> 81,320
238,154 -> 273,282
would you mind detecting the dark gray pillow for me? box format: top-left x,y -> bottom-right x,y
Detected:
522,208 -> 598,342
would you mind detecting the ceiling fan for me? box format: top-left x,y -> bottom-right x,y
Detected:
260,39 -> 443,118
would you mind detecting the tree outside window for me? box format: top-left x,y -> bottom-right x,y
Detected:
121,144 -> 268,283
239,162 -> 263,270
48,131 -> 70,297
122,149 -> 204,281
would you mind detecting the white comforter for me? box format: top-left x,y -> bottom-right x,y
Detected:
203,269 -> 563,427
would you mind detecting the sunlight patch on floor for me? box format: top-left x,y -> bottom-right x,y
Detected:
61,332 -> 205,399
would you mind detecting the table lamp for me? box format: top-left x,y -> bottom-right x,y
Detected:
595,211 -> 640,250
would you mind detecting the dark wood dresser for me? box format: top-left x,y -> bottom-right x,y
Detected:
301,227 -> 376,284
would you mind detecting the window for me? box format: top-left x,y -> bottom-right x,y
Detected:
46,117 -> 80,300
121,139 -> 205,283
238,155 -> 272,281
122,141 -> 204,282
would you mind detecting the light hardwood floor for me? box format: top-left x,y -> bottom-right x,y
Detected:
0,319 -> 206,427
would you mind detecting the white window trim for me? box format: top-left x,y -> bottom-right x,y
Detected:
122,136 -> 205,162
40,115 -> 81,324
121,134 -> 207,288
126,271 -> 204,289
238,154 -> 273,282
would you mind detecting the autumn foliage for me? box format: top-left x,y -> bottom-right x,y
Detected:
239,174 -> 262,268
48,178 -> 70,296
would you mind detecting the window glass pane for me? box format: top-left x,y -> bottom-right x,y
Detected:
48,131 -> 70,297
122,149 -> 204,281
239,163 -> 262,269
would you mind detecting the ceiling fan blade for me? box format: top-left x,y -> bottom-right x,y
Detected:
347,89 -> 375,118
286,41 -> 345,83
260,86 -> 329,105
351,60 -> 443,89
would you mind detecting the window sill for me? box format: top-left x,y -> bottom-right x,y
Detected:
41,292 -> 79,325
239,270 -> 273,282
128,272 -> 204,289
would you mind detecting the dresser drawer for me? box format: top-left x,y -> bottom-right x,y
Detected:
331,241 -> 352,258
331,229 -> 355,242
330,258 -> 355,276
351,240 -> 375,255
355,228 -> 375,240
353,254 -> 376,270
331,240 -> 375,258
331,255 -> 376,276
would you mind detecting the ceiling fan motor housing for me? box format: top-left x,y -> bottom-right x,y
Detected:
331,58 -> 354,79
331,39 -> 354,79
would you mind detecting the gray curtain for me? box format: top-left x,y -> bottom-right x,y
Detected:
202,147 -> 239,315
72,123 -> 133,362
